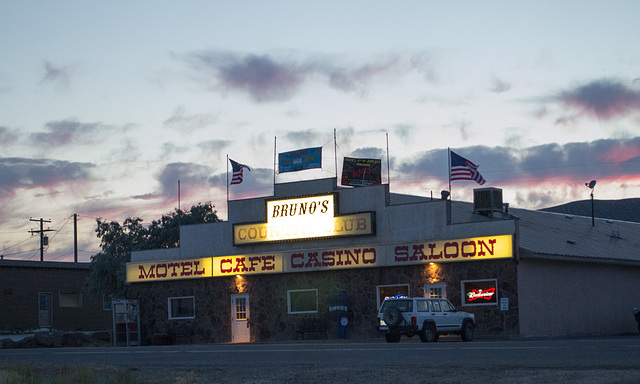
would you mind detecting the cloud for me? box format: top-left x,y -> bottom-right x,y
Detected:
30,119 -> 104,147
156,162 -> 214,200
181,50 -> 432,102
131,193 -> 160,200
0,157 -> 95,199
555,79 -> 640,120
349,147 -> 386,159
281,129 -> 327,147
197,139 -> 231,155
0,126 -> 19,145
317,54 -> 401,94
163,105 -> 219,132
208,167 -> 273,194
396,137 -> 640,187
184,51 -> 307,102
489,76 -> 511,93
40,61 -> 72,90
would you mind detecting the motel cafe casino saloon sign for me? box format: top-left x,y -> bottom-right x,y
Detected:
126,235 -> 514,283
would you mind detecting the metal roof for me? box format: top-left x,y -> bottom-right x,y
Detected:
0,259 -> 90,269
450,201 -> 640,265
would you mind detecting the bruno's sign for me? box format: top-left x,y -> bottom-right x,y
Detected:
233,194 -> 374,245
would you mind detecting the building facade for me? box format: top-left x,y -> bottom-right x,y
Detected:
128,178 -> 640,344
0,260 -> 111,332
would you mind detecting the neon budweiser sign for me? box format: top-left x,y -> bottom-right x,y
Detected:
467,288 -> 496,301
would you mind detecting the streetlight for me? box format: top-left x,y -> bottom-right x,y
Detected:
585,180 -> 596,226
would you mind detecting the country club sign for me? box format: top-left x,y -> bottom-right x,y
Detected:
233,194 -> 375,245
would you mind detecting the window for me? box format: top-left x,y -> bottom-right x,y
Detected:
425,282 -> 446,298
380,299 -> 413,312
168,296 -> 195,319
376,284 -> 410,309
103,295 -> 112,311
440,300 -> 454,312
287,289 -> 318,314
59,292 -> 82,308
235,297 -> 247,320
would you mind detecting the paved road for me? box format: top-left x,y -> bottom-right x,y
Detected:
2,336 -> 640,369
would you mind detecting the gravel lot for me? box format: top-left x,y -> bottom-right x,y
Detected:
137,365 -> 640,384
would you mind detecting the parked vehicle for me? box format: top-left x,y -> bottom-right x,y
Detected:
377,296 -> 475,343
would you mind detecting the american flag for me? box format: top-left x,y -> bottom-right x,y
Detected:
229,159 -> 250,185
450,151 -> 486,185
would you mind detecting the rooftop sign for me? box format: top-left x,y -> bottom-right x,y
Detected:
233,194 -> 375,245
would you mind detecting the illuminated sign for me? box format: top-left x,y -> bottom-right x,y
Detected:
213,253 -> 284,276
284,246 -> 384,272
462,279 -> 498,306
126,235 -> 513,283
234,194 -> 374,245
390,235 -> 513,265
126,258 -> 212,282
467,288 -> 496,301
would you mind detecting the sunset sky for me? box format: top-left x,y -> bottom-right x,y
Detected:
1,1 -> 639,262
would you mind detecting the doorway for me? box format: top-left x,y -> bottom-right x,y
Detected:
231,294 -> 250,343
38,292 -> 52,328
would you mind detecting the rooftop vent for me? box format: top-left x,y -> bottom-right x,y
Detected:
473,188 -> 503,216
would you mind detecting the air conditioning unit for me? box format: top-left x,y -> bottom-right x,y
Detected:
474,188 -> 503,215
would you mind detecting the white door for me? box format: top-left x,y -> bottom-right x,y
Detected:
231,294 -> 250,343
38,292 -> 52,328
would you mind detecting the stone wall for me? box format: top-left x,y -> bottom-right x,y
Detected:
131,259 -> 519,344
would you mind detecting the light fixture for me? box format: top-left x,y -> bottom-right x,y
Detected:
585,180 -> 596,227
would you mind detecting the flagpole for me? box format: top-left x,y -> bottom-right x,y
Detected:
386,133 -> 391,187
447,148 -> 452,224
334,128 -> 338,181
226,154 -> 229,214
448,148 -> 451,196
273,136 -> 277,195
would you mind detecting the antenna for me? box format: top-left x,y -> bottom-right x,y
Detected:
585,180 -> 596,226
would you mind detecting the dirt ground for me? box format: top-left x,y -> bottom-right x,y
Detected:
138,365 -> 640,384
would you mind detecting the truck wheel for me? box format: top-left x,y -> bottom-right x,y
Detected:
383,307 -> 402,328
461,321 -> 474,342
420,323 -> 437,342
385,332 -> 401,343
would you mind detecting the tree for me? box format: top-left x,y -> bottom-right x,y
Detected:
85,202 -> 221,299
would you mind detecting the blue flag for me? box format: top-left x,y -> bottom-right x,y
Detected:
278,147 -> 322,173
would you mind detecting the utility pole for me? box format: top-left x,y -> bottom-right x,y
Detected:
74,214 -> 78,263
29,218 -> 55,261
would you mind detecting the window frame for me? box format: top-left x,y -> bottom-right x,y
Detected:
376,284 -> 410,309
168,296 -> 196,320
287,289 -> 318,314
461,279 -> 499,307
59,292 -> 83,308
102,294 -> 112,311
425,282 -> 447,299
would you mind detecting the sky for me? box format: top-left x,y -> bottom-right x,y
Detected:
1,1 -> 640,263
